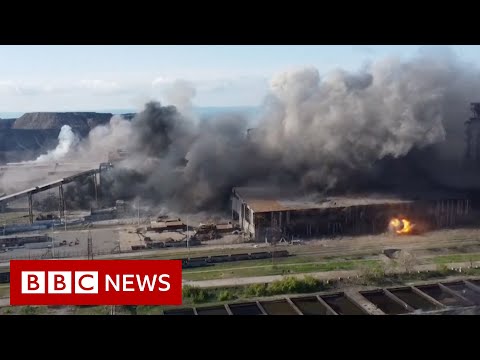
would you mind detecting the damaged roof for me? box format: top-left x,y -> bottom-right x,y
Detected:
233,187 -> 416,213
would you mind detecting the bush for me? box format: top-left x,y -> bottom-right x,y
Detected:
244,283 -> 269,297
359,265 -> 385,284
217,290 -> 235,302
268,276 -> 318,295
436,264 -> 449,273
21,306 -> 38,315
183,285 -> 211,304
3,308 -> 12,315
123,305 -> 138,315
241,277 -> 324,298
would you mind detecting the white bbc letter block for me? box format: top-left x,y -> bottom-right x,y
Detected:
48,271 -> 72,294
74,271 -> 99,294
22,271 -> 45,294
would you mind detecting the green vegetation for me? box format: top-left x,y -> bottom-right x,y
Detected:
217,289 -> 236,302
358,267 -> 480,287
430,253 -> 480,265
183,259 -> 381,281
182,276 -> 332,305
183,285 -> 214,304
74,306 -> 111,315
0,307 -> 12,315
267,275 -> 326,295
243,283 -> 269,297
136,306 -> 165,315
242,275 -> 329,297
121,305 -> 138,315
21,306 -> 39,315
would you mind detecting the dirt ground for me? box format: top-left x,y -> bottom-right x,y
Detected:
2,226 -> 480,266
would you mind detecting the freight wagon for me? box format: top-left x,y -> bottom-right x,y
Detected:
180,250 -> 290,269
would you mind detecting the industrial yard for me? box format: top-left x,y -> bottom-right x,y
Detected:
2,162 -> 480,315
1,207 -> 480,315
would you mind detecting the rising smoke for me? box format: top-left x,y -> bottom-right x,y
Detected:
34,125 -> 79,163
100,47 -> 480,211
6,47 -> 480,212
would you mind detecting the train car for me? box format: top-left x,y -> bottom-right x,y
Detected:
180,250 -> 290,269
230,253 -> 250,261
249,251 -> 270,260
208,255 -> 231,263
270,250 -> 289,258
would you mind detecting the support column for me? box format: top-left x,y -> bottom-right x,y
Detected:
316,295 -> 338,315
58,185 -> 65,219
28,193 -> 33,225
224,304 -> 233,315
438,283 -> 474,306
255,301 -> 267,315
411,286 -> 445,309
285,297 -> 303,315
383,289 -> 415,312
93,174 -> 98,208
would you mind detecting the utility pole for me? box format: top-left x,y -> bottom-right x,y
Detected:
64,199 -> 67,232
58,185 -> 65,219
272,238 -> 276,267
28,193 -> 33,225
93,174 -> 98,209
87,230 -> 93,260
186,216 -> 189,250
51,223 -> 55,259
137,199 -> 140,226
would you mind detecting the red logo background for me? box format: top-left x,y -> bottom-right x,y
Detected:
10,260 -> 182,306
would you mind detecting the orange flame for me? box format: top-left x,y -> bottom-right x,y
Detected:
389,217 -> 413,235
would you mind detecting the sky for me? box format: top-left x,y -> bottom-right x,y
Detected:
1,45 -> 480,115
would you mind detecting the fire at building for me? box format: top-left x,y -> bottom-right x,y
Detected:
389,217 -> 415,235
231,187 -> 473,242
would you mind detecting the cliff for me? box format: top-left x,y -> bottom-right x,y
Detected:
12,112 -> 114,136
0,112 -> 120,163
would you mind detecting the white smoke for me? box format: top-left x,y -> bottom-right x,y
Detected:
163,80 -> 197,119
34,125 -> 79,163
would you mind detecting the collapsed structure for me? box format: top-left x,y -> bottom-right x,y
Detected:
231,187 -> 472,242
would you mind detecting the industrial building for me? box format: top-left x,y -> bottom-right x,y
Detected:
231,187 -> 472,242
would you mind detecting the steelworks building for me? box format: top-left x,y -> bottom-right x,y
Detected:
231,187 -> 472,242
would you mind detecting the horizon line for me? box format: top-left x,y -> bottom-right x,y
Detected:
0,105 -> 261,118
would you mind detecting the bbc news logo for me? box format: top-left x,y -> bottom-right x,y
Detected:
22,271 -> 100,294
10,260 -> 182,305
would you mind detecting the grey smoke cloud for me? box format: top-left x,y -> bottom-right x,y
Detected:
7,47 -> 480,212
86,48 -> 480,210
259,56 -> 452,189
